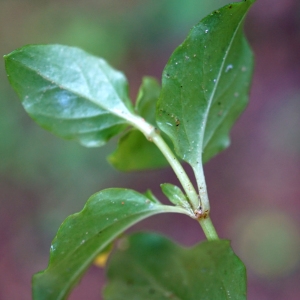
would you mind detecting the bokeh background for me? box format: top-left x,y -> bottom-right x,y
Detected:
1,0 -> 300,299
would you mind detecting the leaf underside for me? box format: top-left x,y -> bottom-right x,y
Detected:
104,232 -> 247,300
32,189 -> 188,300
157,0 -> 255,167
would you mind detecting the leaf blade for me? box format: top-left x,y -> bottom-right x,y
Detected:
108,129 -> 168,171
4,45 -> 134,147
135,76 -> 161,125
104,232 -> 247,300
32,188 -> 189,300
160,183 -> 193,213
157,0 -> 255,166
108,77 -> 170,171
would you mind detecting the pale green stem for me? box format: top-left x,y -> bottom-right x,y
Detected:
129,115 -> 198,210
128,115 -> 219,240
152,134 -> 201,209
193,165 -> 210,214
199,217 -> 219,241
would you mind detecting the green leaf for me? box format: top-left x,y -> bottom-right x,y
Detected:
160,183 -> 192,213
4,44 -> 135,147
108,77 -> 169,171
143,189 -> 161,204
135,76 -> 161,125
32,188 -> 190,300
104,232 -> 246,300
108,129 -> 168,171
157,0 -> 255,166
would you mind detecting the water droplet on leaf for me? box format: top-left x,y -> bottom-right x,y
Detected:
225,64 -> 233,72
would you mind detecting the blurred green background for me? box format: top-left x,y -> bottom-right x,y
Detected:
1,0 -> 300,299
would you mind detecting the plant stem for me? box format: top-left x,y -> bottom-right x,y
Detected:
152,133 -> 199,209
199,217 -> 219,241
130,116 -> 199,210
129,115 -> 219,240
193,165 -> 210,215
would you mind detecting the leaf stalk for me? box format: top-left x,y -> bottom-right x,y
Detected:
130,115 -> 199,211
129,115 -> 219,241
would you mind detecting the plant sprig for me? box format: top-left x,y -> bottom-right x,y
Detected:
4,0 -> 255,299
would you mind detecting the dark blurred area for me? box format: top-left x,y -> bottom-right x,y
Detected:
1,0 -> 300,299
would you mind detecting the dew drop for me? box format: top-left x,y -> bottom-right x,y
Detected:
225,64 -> 233,72
205,29 -> 209,33
213,79 -> 217,83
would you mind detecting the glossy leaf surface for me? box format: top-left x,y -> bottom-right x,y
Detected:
160,183 -> 192,213
104,232 -> 247,300
33,189 -> 189,300
157,0 -> 255,166
108,77 -> 168,171
4,45 -> 134,147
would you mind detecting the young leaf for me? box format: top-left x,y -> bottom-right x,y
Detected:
160,183 -> 193,213
4,45 -> 135,147
32,188 -> 190,300
104,233 -> 246,300
157,0 -> 255,166
143,189 -> 161,204
135,76 -> 161,125
108,77 -> 169,171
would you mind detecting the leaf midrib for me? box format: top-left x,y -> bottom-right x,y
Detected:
40,204 -> 188,300
10,56 -> 132,121
203,70 -> 240,149
45,210 -> 163,299
199,14 -> 247,157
